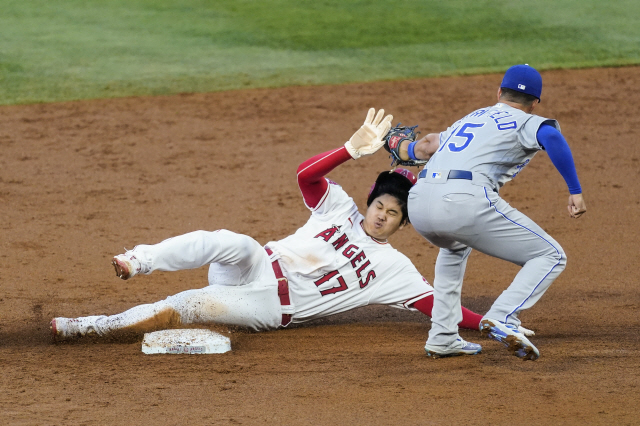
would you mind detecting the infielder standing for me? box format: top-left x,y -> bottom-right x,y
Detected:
51,109 -> 501,342
391,65 -> 586,360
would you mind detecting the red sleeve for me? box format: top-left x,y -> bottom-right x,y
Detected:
297,146 -> 353,209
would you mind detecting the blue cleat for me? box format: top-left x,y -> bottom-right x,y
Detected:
480,318 -> 540,361
424,338 -> 482,358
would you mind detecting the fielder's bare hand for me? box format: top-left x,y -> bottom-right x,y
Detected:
567,193 -> 586,218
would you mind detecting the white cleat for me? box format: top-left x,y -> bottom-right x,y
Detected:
112,251 -> 144,280
51,316 -> 105,341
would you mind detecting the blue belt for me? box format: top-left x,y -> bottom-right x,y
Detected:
418,169 -> 473,180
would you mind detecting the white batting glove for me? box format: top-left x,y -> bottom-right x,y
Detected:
344,108 -> 393,159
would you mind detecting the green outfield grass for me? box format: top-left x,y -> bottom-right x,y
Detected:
1,0 -> 639,105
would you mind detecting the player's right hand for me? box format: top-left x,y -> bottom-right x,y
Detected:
567,193 -> 586,218
344,108 -> 393,159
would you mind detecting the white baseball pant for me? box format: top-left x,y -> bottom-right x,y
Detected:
92,230 -> 283,334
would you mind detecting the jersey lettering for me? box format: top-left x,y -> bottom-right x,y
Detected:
342,244 -> 358,258
355,260 -> 371,278
312,229 -> 379,297
350,250 -> 367,268
511,159 -> 530,178
331,233 -> 350,250
489,111 -> 511,120
315,226 -> 340,242
489,110 -> 517,130
438,125 -> 459,152
467,108 -> 489,118
498,121 -> 517,130
359,270 -> 376,289
314,270 -> 349,296
448,123 -> 485,152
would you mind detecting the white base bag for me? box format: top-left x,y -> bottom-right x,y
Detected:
142,329 -> 231,354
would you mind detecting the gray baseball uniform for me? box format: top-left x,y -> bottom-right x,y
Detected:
408,102 -> 566,349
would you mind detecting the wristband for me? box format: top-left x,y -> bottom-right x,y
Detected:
407,141 -> 418,160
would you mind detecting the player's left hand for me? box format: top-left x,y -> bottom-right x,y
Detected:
567,193 -> 587,218
383,124 -> 428,167
344,108 -> 393,159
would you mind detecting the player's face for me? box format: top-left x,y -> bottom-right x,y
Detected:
362,194 -> 406,242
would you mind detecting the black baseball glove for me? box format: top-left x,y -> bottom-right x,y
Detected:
383,124 -> 428,167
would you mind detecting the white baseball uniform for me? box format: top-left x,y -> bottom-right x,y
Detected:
78,148 -> 433,336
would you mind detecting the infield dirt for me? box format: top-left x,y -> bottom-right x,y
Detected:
1,67 -> 639,425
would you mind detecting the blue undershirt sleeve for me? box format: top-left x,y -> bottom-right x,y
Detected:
536,123 -> 582,194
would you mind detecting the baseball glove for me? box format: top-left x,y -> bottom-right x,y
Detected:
383,124 -> 428,167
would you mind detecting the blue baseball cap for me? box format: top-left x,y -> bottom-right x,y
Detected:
500,64 -> 542,100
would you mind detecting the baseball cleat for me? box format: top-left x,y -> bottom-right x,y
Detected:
480,318 -> 540,361
112,252 -> 143,280
424,338 -> 482,358
51,316 -> 104,341
51,317 -> 80,341
50,318 -> 60,341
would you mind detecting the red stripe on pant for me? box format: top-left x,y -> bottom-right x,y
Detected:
265,247 -> 292,326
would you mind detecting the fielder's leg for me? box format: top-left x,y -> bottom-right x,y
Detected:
474,189 -> 567,326
423,246 -> 479,356
409,180 -> 482,357
466,189 -> 566,360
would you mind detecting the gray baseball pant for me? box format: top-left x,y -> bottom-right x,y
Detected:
408,176 -> 566,348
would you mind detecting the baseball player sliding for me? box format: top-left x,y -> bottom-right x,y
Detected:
387,65 -> 586,360
52,109 -> 516,342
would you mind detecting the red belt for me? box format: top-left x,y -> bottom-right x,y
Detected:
265,247 -> 292,326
